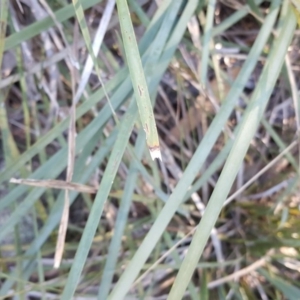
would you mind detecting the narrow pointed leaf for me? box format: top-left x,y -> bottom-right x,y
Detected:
116,0 -> 161,160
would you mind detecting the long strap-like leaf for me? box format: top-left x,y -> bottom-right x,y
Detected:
116,0 -> 161,160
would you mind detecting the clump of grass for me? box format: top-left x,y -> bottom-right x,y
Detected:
0,1 -> 300,299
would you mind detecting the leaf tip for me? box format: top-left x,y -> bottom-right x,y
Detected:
149,146 -> 162,161
53,260 -> 60,269
10,178 -> 19,184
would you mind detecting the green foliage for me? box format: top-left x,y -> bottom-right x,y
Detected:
0,0 -> 299,299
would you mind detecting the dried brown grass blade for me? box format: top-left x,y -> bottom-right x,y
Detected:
10,178 -> 97,193
54,99 -> 76,268
54,31 -> 78,267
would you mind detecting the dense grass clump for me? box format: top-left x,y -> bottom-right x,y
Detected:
0,0 -> 300,299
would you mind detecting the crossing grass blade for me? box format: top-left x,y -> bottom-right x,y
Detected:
4,0 -> 101,51
0,0 -> 252,186
0,0 -> 168,186
108,1 -> 282,298
108,1 -> 201,298
0,1 -> 173,226
61,99 -> 138,299
72,0 -> 115,116
1,1 -> 161,297
0,130 -> 117,295
167,3 -> 296,299
74,0 -> 115,104
97,129 -> 145,300
2,0 -> 300,298
98,3 -> 183,298
116,0 -> 161,160
258,268 -> 300,299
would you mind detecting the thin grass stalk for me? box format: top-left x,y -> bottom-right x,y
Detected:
200,0 -> 216,85
74,0 -> 115,104
13,220 -> 24,300
72,0 -> 116,120
0,0 -> 8,73
31,207 -> 46,300
0,92 -> 21,167
54,39 -> 77,267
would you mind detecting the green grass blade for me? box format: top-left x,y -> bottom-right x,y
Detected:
0,130 -> 117,295
0,7 -> 177,247
200,0 -> 216,85
61,100 -> 137,299
200,270 -> 209,300
108,1 -> 280,297
4,0 -> 101,51
0,91 -> 130,241
211,0 -> 263,37
0,5 -> 170,185
0,96 -> 19,165
97,3 -> 182,296
0,69 -> 127,185
108,1 -> 200,298
0,0 -> 8,72
167,4 -> 296,299
98,129 -> 145,299
116,0 -> 161,160
2,0 -> 298,298
163,232 -> 199,299
128,0 -> 150,27
259,268 -> 300,299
